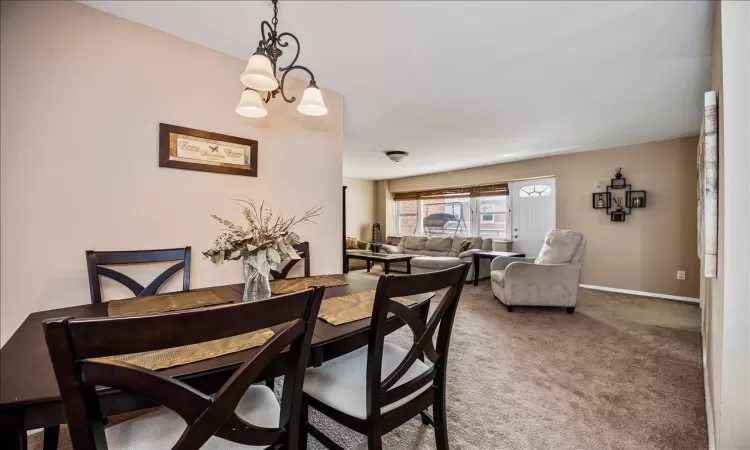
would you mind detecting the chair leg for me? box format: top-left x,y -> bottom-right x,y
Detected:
434,374 -> 450,450
299,402 -> 309,449
566,307 -> 575,314
367,431 -> 382,450
506,305 -> 513,312
43,426 -> 59,450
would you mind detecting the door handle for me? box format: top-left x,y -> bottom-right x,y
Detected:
514,235 -> 518,238
514,228 -> 518,231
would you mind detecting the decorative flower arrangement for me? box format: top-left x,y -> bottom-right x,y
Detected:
204,199 -> 321,300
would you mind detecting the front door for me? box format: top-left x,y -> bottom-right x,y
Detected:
510,177 -> 556,257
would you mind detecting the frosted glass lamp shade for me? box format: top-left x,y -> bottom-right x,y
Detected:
297,85 -> 328,116
240,53 -> 278,91
236,89 -> 267,118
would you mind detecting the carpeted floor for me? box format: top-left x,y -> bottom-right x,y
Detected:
30,278 -> 707,450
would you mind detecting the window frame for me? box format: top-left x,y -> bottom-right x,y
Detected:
394,196 -> 509,240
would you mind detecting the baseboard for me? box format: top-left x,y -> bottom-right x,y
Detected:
579,284 -> 699,303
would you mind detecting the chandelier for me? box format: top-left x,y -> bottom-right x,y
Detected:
236,0 -> 327,118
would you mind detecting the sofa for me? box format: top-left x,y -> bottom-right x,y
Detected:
380,235 -> 493,282
345,238 -> 371,271
490,229 -> 585,313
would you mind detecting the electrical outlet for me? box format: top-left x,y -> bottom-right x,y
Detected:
677,271 -> 686,280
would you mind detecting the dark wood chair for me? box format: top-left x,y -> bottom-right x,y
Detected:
270,242 -> 310,280
43,286 -> 325,450
300,263 -> 470,450
85,247 -> 191,304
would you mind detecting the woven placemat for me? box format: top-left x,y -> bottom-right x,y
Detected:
270,275 -> 348,295
318,290 -> 415,326
104,329 -> 275,371
108,290 -> 230,317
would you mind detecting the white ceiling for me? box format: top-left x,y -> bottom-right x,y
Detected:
81,1 -> 713,180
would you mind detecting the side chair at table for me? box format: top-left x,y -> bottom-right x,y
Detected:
43,286 -> 325,450
300,263 -> 471,450
270,242 -> 311,280
34,248 -> 195,450
85,247 -> 192,304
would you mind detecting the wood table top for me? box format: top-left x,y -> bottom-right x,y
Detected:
0,273 -> 433,408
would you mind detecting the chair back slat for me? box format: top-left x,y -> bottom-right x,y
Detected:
86,247 -> 191,303
270,242 -> 311,280
44,287 -> 324,450
365,264 -> 469,419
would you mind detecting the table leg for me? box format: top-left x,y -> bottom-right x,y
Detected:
384,262 -> 390,274
473,253 -> 480,286
0,409 -> 27,450
344,256 -> 349,274
407,259 -> 411,274
366,260 -> 371,272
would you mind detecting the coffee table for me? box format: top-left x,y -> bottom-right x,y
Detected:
345,251 -> 416,274
472,250 -> 526,286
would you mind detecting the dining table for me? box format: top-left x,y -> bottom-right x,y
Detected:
0,273 -> 434,450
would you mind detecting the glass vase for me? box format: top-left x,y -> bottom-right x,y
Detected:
243,259 -> 271,302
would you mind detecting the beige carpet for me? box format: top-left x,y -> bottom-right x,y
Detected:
30,279 -> 707,450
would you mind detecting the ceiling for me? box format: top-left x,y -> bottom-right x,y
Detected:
81,1 -> 713,180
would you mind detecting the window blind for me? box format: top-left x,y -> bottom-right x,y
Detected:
392,182 -> 508,201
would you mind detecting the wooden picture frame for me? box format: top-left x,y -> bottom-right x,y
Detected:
159,123 -> 258,177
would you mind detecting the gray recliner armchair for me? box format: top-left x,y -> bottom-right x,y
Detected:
490,229 -> 585,313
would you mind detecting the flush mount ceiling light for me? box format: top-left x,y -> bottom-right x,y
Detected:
237,0 -> 327,118
385,151 -> 409,162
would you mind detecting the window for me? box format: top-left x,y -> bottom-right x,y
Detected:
477,196 -> 508,239
519,185 -> 551,197
422,197 -> 472,236
395,200 -> 418,235
394,194 -> 508,239
481,205 -> 494,222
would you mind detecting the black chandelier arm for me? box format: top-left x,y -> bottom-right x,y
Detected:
260,20 -> 276,47
279,65 -> 316,103
276,32 -> 300,71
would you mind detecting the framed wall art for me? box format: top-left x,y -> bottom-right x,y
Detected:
159,123 -> 258,177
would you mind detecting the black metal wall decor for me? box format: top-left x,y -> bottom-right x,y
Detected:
592,168 -> 647,222
372,223 -> 382,243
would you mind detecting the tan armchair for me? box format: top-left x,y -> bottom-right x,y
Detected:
490,229 -> 585,313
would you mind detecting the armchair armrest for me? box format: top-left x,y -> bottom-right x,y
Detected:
491,256 -> 536,271
380,244 -> 403,254
505,262 -> 580,281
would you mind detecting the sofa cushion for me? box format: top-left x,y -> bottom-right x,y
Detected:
425,237 -> 453,254
410,256 -> 463,270
490,270 -> 505,288
535,229 -> 584,264
457,240 -> 472,253
402,236 -> 428,252
345,237 -> 359,249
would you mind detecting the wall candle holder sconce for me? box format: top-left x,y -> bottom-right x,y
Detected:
591,169 -> 647,222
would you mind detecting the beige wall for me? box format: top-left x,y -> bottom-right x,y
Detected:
0,1 -> 344,345
387,137 -> 700,298
343,177 -> 375,241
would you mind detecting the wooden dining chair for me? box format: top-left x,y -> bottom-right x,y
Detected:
43,286 -> 325,450
85,247 -> 191,304
270,242 -> 310,280
300,263 -> 470,450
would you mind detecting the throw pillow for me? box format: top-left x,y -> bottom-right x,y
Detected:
345,236 -> 359,249
457,239 -> 472,253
